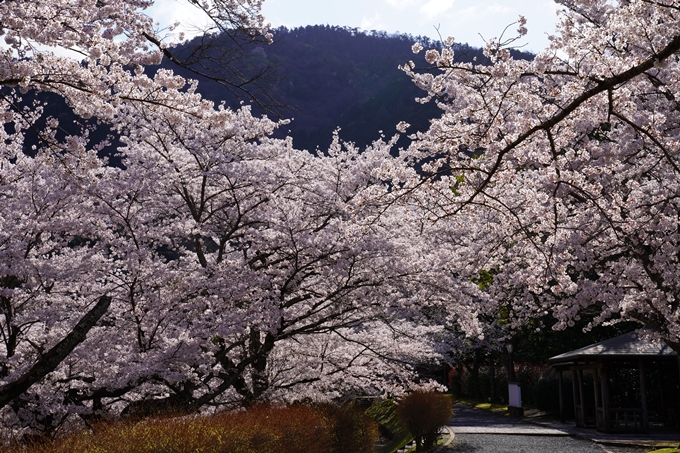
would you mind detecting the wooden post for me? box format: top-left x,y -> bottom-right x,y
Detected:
639,360 -> 648,432
659,363 -> 668,427
578,369 -> 586,426
600,364 -> 610,432
594,367 -> 603,431
558,369 -> 565,423
572,368 -> 581,426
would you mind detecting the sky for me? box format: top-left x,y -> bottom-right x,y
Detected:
151,0 -> 561,53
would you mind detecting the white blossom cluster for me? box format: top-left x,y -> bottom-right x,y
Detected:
399,0 -> 680,356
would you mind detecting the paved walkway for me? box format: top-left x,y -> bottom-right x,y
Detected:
440,403 -> 680,451
448,403 -> 566,435
524,410 -> 680,448
440,433 -> 649,453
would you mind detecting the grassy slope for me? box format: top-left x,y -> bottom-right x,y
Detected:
365,399 -> 413,453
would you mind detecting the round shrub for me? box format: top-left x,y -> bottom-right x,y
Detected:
396,392 -> 453,452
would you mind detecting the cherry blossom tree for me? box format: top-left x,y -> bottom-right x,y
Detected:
3,116 -> 447,433
0,0 -> 277,433
0,147 -> 115,432
403,0 -> 680,350
0,0 -> 458,435
77,113 -> 431,410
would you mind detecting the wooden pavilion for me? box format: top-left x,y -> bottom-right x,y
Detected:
549,330 -> 679,433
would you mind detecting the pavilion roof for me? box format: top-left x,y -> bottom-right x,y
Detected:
549,330 -> 677,364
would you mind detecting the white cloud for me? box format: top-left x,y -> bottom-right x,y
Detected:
259,0 -> 559,51
420,0 -> 456,20
384,0 -> 421,10
456,6 -> 479,19
147,0 -> 211,41
360,13 -> 387,32
484,3 -> 511,14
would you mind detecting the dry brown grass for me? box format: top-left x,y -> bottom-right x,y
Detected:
1,403 -> 377,453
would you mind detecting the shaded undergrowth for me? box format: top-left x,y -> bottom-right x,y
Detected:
366,399 -> 413,453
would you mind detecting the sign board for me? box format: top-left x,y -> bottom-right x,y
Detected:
508,382 -> 522,408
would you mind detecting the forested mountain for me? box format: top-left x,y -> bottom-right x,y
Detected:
247,26 -> 446,151
169,26 -> 533,152
19,26 -> 533,157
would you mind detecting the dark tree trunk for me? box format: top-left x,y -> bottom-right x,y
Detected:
249,329 -> 275,403
489,353 -> 497,402
0,296 -> 111,410
472,349 -> 481,400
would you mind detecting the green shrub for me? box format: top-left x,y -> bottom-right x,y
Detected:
396,392 -> 452,452
532,377 -> 574,417
515,363 -> 544,406
449,362 -> 548,406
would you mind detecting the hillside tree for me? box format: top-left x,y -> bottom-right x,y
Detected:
400,0 -> 680,350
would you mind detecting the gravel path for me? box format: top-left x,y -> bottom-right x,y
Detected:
442,404 -> 653,453
449,404 -> 565,434
441,434 -> 651,453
